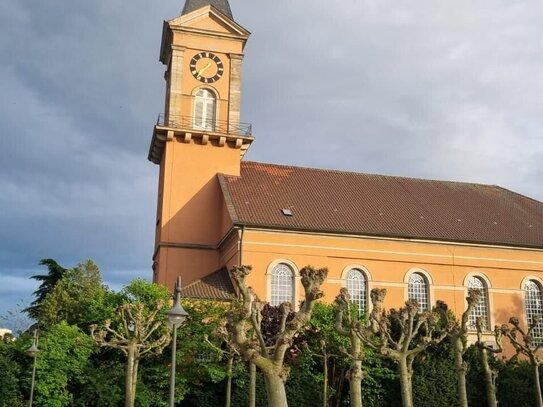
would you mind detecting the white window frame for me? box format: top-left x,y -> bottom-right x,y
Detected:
193,88 -> 217,131
267,261 -> 297,307
407,272 -> 429,311
524,279 -> 543,345
346,268 -> 368,315
466,275 -> 490,331
403,269 -> 433,312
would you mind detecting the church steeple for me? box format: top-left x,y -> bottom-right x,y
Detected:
182,0 -> 233,20
148,4 -> 251,290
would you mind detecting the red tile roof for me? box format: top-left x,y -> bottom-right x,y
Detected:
181,268 -> 236,300
220,161 -> 543,248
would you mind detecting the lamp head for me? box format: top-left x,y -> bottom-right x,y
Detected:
27,329 -> 39,357
167,276 -> 189,327
167,303 -> 189,327
27,343 -> 39,357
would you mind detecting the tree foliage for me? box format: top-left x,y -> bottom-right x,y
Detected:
32,322 -> 94,407
26,258 -> 67,320
0,340 -> 24,407
4,258 -> 543,407
500,316 -> 543,407
38,260 -> 106,327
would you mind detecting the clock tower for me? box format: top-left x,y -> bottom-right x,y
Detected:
148,0 -> 252,289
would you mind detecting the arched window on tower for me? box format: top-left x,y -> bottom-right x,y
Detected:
346,268 -> 367,315
271,263 -> 294,306
193,88 -> 216,131
467,276 -> 490,330
524,280 -> 543,345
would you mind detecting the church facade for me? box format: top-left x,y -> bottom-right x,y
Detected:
148,1 -> 543,343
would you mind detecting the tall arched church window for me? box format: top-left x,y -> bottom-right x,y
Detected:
467,276 -> 489,330
407,272 -> 429,311
524,280 -> 543,345
346,269 -> 367,315
271,263 -> 294,306
193,88 -> 216,131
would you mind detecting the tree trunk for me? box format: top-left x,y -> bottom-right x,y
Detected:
125,344 -> 136,407
323,353 -> 328,407
345,335 -> 363,407
398,357 -> 413,407
225,356 -> 233,407
479,346 -> 497,407
348,359 -> 363,407
131,357 -> 139,407
263,370 -> 288,407
249,362 -> 256,407
453,335 -> 468,407
532,360 -> 543,407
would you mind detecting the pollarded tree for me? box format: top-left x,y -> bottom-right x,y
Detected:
226,265 -> 327,407
500,316 -> 543,407
89,280 -> 171,407
353,288 -> 448,407
438,289 -> 481,407
333,288 -> 365,407
475,316 -> 504,407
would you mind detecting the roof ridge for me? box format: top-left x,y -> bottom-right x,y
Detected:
491,184 -> 543,205
241,160 -> 502,190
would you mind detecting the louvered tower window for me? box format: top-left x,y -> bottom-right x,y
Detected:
346,269 -> 367,315
524,280 -> 543,345
468,276 -> 489,330
193,88 -> 216,131
407,273 -> 429,311
271,263 -> 294,306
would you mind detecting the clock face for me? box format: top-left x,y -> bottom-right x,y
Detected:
189,52 -> 224,84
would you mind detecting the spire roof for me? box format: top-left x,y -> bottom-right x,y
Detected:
182,0 -> 233,19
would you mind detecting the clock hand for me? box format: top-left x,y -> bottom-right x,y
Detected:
197,62 -> 212,76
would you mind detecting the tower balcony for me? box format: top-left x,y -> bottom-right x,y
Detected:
148,114 -> 254,164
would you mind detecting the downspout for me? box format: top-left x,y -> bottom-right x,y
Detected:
238,225 -> 245,266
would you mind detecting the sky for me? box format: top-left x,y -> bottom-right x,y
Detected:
1,0 -> 542,330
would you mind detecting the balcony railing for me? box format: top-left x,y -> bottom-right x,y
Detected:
156,114 -> 252,137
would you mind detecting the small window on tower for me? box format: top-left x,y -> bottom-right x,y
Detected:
193,88 -> 216,131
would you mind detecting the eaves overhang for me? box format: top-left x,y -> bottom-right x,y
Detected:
232,222 -> 543,251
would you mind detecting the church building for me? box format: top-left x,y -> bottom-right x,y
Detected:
148,0 -> 543,342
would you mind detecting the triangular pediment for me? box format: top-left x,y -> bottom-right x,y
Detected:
169,6 -> 249,38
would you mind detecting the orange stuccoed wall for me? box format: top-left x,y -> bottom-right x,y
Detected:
150,6 -> 543,352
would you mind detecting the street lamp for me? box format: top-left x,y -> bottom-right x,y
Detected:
27,329 -> 39,407
167,276 -> 189,407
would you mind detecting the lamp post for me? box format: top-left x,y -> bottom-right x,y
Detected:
167,276 -> 189,407
27,329 -> 39,407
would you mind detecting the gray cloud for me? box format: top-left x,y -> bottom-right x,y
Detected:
1,0 -> 542,327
